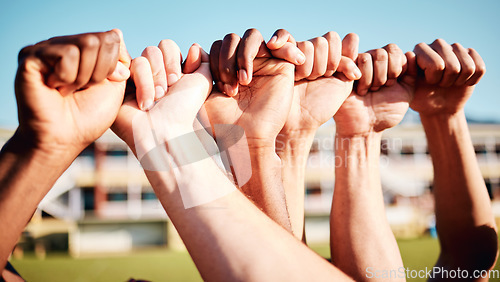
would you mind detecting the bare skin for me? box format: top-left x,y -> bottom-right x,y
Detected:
273,32 -> 361,240
331,44 -> 410,281
0,29 -> 131,273
408,39 -> 497,281
112,37 -> 354,281
203,29 -> 307,232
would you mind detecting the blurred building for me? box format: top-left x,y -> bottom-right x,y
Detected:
1,116 -> 500,255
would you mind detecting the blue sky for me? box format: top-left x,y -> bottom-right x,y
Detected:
1,0 -> 499,128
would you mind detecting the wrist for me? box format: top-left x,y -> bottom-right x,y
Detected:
419,110 -> 466,127
334,132 -> 382,161
6,128 -> 77,168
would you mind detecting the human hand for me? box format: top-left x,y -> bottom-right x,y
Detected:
408,39 -> 485,116
334,44 -> 411,136
204,28 -> 304,149
14,29 -> 131,158
112,41 -> 212,162
278,32 -> 361,137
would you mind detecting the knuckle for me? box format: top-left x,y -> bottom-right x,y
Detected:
102,31 -> 120,46
158,39 -> 180,52
64,45 -> 80,61
324,31 -> 340,40
433,38 -> 448,47
223,33 -> 240,42
451,42 -> 464,50
78,34 -> 100,49
372,48 -> 388,61
415,42 -> 428,51
142,46 -> 161,57
313,36 -> 328,48
384,43 -> 401,54
303,40 -> 314,51
357,53 -> 370,65
275,28 -> 288,35
345,32 -> 359,41
245,28 -> 260,36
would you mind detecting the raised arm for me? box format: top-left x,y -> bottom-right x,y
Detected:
331,44 -> 410,281
112,39 -> 353,281
202,29 -> 306,233
408,39 -> 498,279
0,30 -> 130,272
272,31 -> 361,239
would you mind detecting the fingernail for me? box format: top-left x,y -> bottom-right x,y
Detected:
224,84 -> 235,96
269,36 -> 278,45
168,73 -> 179,85
238,69 -> 248,84
155,85 -> 166,99
142,99 -> 154,111
353,67 -> 362,79
296,52 -> 306,65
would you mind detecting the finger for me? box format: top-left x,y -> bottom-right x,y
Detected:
112,29 -> 131,68
131,57 -> 155,111
307,36 -> 329,80
466,48 -> 486,86
269,42 -> 305,65
36,44 -> 80,89
355,53 -> 373,95
219,33 -> 240,96
108,28 -> 131,82
267,28 -> 296,49
401,51 -> 417,86
210,40 -> 223,92
323,31 -> 341,77
184,43 -> 203,74
295,40 -> 314,81
367,48 -> 388,90
142,46 -> 168,100
56,33 -> 101,93
87,30 -> 120,86
336,56 -> 361,81
341,33 -> 359,61
237,28 -> 265,85
450,43 -> 475,86
414,42 -> 445,85
430,39 -> 461,87
158,39 -> 182,86
383,43 -> 405,86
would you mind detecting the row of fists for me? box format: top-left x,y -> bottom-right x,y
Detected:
15,28 -> 486,157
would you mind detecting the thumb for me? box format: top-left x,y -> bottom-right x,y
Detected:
108,29 -> 131,82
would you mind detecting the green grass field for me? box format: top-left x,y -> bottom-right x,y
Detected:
10,237 -> 500,281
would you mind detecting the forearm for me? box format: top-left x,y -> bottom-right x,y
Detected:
276,132 -> 315,240
240,145 -> 292,233
331,132 -> 404,281
421,111 -> 497,267
0,130 -> 74,270
144,135 -> 352,281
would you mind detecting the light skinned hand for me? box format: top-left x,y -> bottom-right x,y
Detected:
271,31 -> 362,136
334,44 -> 412,136
112,42 -> 212,156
